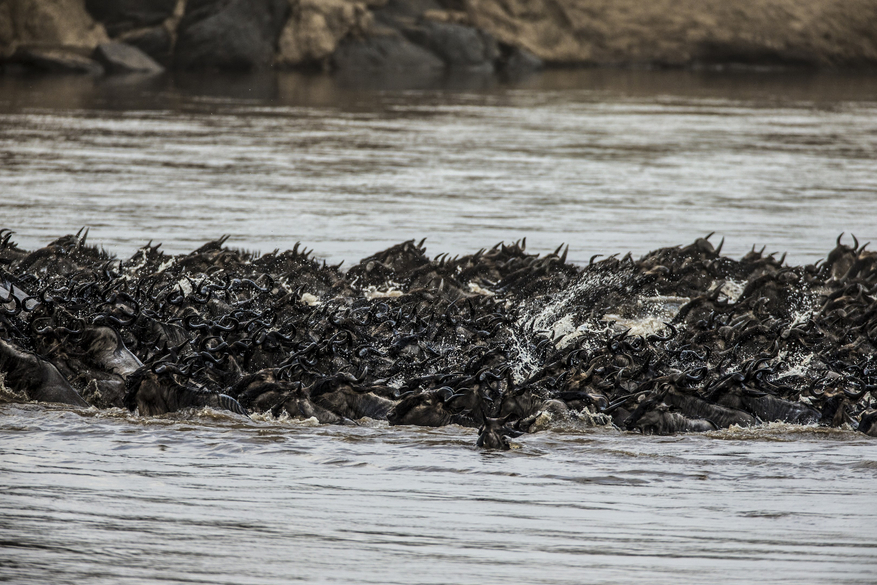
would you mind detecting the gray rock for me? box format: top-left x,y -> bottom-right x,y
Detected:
9,46 -> 104,75
85,0 -> 178,37
404,21 -> 498,71
118,25 -> 173,64
94,41 -> 164,74
332,34 -> 444,72
499,45 -> 543,73
175,0 -> 290,71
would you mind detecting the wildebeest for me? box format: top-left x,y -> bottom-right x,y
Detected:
309,374 -> 396,420
659,385 -> 757,428
626,402 -> 718,435
477,414 -> 523,450
499,386 -> 573,429
387,388 -> 478,427
0,338 -> 88,407
81,326 -> 143,378
858,410 -> 877,437
708,384 -> 820,424
269,383 -> 349,425
123,366 -> 247,417
228,369 -> 288,412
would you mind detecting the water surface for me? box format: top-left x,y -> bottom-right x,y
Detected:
2,69 -> 877,584
2,404 -> 876,585
0,70 -> 876,263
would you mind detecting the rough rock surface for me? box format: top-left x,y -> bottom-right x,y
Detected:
332,31 -> 443,71
276,0 -> 374,68
94,40 -> 164,73
0,0 -> 109,57
466,0 -> 877,67
175,0 -> 289,70
402,20 -> 498,70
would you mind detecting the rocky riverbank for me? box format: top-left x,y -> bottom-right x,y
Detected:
1,0 -> 875,77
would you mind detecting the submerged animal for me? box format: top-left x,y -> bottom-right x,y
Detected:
477,414 -> 523,450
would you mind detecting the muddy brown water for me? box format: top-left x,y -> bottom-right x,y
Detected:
1,69 -> 877,584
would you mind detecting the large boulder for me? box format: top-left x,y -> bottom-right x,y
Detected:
403,20 -> 498,71
1,0 -> 109,57
276,0 -> 373,68
175,0 -> 290,70
497,43 -> 542,73
84,0 -> 178,37
332,31 -> 443,71
94,40 -> 164,73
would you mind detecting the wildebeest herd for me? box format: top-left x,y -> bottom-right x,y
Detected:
1,229 -> 876,448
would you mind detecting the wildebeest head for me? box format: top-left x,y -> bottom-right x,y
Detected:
81,326 -> 143,378
858,410 -> 877,437
476,414 -> 523,450
623,390 -> 667,431
269,382 -> 348,425
660,385 -> 757,429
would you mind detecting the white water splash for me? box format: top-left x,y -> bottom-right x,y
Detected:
300,292 -> 320,306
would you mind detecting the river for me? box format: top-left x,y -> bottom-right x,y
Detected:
1,69 -> 876,584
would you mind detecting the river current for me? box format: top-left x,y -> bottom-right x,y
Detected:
1,69 -> 877,584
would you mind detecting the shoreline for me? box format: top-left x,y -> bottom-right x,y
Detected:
2,0 -> 876,78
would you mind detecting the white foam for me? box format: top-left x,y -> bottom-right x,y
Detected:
155,258 -> 175,273
176,277 -> 193,295
300,292 -> 320,306
718,280 -> 745,302
250,411 -> 321,426
364,286 -> 404,299
467,282 -> 495,296
601,314 -> 668,337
